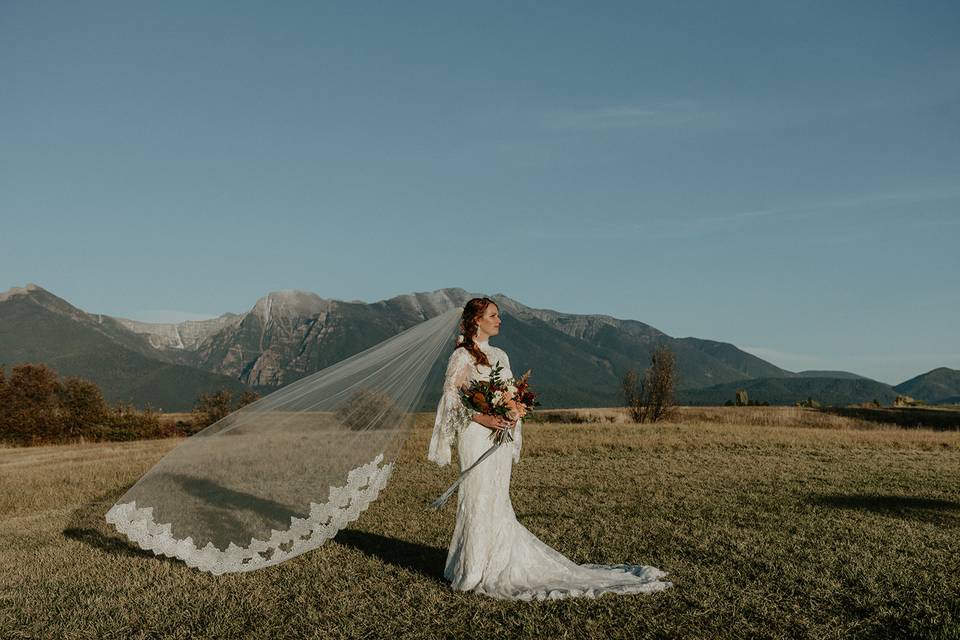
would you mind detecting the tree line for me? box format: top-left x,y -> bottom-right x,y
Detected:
0,363 -> 261,446
4,345 -> 795,446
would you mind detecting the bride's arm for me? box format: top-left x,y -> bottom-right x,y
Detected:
428,349 -> 473,466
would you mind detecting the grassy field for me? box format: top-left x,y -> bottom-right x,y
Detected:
1,408 -> 958,639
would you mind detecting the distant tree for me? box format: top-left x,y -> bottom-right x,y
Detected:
190,388 -> 262,430
622,345 -> 677,423
735,389 -> 748,406
191,389 -> 234,429
57,376 -> 108,438
4,363 -> 62,441
8,363 -> 61,410
0,364 -> 166,445
238,389 -> 261,408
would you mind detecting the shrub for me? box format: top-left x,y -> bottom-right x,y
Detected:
622,345 -> 678,423
189,388 -> 262,431
1,364 -> 64,444
0,363 -> 176,445
57,377 -> 109,439
191,390 -> 234,430
238,389 -> 261,408
335,388 -> 406,431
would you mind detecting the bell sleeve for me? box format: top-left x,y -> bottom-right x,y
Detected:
428,348 -> 474,466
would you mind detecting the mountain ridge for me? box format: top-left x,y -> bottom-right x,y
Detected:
2,283 -> 953,409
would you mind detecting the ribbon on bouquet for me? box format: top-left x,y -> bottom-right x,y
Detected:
426,426 -> 514,510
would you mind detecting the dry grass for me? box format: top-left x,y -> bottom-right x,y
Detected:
674,405 -> 897,430
158,412 -> 194,426
1,409 -> 958,639
532,405 -> 960,431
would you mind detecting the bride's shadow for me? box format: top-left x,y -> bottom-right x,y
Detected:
331,529 -> 448,583
63,482 -> 448,582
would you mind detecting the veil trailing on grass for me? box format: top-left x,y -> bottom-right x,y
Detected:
106,307 -> 461,575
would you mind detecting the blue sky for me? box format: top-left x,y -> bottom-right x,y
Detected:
2,1 -> 958,385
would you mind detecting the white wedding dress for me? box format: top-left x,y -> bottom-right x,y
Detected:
428,338 -> 673,601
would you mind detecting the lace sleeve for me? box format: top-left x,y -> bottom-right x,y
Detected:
428,348 -> 474,466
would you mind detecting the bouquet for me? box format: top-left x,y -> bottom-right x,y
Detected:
459,361 -> 539,446
427,361 -> 539,510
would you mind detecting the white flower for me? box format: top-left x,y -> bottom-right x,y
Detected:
492,391 -> 503,404
507,384 -> 517,395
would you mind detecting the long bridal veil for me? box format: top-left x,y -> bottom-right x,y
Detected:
106,306 -> 461,575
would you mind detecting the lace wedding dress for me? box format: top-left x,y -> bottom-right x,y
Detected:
428,338 -> 673,601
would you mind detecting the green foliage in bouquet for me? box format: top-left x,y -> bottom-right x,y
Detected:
458,361 -> 540,444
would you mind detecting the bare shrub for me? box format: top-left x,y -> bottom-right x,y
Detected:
622,345 -> 678,423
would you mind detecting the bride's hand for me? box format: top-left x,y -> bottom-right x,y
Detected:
474,413 -> 512,431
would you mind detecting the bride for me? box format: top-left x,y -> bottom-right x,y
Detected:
428,297 -> 674,601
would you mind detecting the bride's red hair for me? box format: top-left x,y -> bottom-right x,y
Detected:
458,297 -> 496,368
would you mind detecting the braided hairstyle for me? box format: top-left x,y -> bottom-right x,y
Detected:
457,297 -> 497,368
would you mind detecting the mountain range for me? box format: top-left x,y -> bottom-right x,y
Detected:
1,283 -> 957,411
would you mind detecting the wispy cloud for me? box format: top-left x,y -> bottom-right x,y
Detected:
542,101 -> 718,130
540,91 -> 956,133
517,182 -> 960,242
685,184 -> 960,227
618,183 -> 960,241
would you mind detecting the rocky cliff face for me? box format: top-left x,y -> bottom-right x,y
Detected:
7,282 -> 911,408
185,288 -> 477,386
114,314 -> 242,351
79,285 -> 796,391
